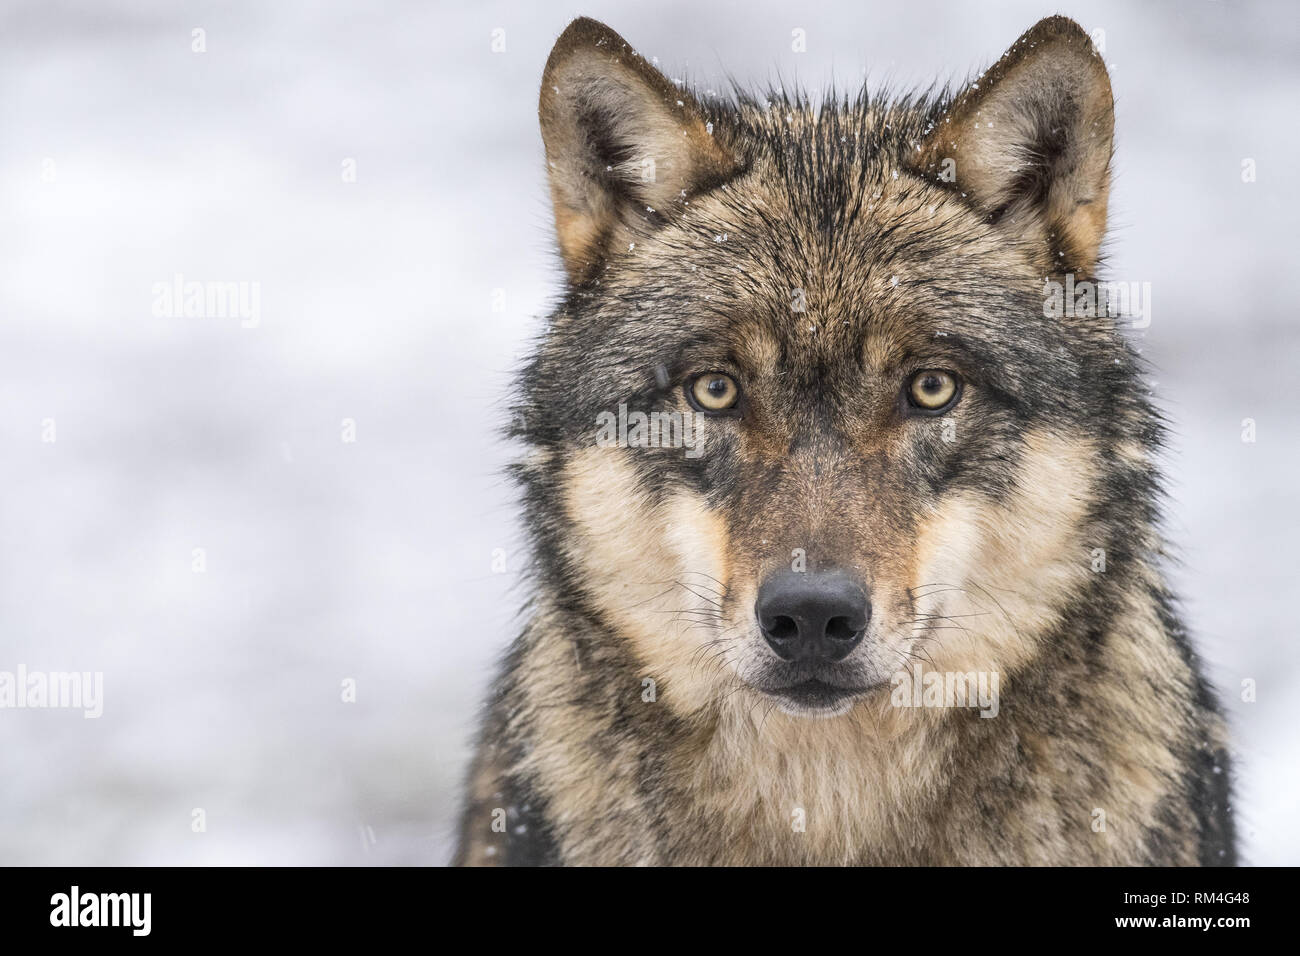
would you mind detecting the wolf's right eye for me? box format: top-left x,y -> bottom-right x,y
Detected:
907,369 -> 960,413
688,373 -> 741,413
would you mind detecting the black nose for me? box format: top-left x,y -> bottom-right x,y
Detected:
756,571 -> 870,663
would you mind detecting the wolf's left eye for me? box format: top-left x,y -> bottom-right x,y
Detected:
907,370 -> 960,412
688,372 -> 741,413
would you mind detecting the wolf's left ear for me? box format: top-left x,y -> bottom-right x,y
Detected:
539,18 -> 740,284
914,16 -> 1113,274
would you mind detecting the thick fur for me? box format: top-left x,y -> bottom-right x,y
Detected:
454,16 -> 1235,866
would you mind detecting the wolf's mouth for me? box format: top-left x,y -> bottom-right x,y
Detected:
763,678 -> 870,714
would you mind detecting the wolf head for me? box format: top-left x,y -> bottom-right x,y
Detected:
516,17 -> 1154,719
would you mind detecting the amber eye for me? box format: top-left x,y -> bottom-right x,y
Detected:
689,372 -> 741,412
907,370 -> 960,412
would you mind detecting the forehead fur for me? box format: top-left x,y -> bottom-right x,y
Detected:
525,21 -> 1134,446
537,94 -> 1089,413
712,89 -> 952,216
566,93 -> 1042,325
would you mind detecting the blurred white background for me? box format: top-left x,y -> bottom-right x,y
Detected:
0,0 -> 1296,865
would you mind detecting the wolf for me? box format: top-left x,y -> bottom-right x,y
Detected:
454,15 -> 1236,866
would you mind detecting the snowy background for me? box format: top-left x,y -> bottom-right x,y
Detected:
0,0 -> 1296,865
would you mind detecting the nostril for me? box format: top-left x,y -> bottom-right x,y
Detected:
766,615 -> 798,642
825,616 -> 860,642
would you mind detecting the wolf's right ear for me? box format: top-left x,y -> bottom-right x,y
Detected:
914,17 -> 1114,275
539,18 -> 739,284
